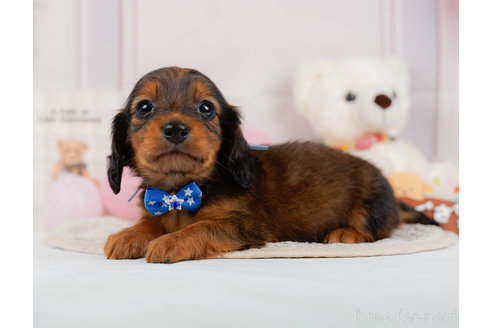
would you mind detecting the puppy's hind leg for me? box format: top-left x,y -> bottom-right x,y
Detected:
322,202 -> 396,244
322,227 -> 369,244
329,173 -> 400,244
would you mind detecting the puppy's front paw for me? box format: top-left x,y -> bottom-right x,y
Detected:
146,234 -> 198,263
104,229 -> 157,260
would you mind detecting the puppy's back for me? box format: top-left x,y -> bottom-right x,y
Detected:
250,142 -> 399,242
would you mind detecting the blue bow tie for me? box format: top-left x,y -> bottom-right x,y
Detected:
144,182 -> 202,217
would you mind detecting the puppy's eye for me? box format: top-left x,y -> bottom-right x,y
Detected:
198,101 -> 214,118
136,101 -> 155,117
345,92 -> 357,102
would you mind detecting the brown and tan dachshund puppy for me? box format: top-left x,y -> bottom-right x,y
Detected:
104,67 -> 436,263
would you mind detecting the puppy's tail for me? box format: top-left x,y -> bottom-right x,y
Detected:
398,200 -> 439,226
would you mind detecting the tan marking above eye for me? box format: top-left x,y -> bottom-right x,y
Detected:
139,79 -> 161,99
192,81 -> 211,100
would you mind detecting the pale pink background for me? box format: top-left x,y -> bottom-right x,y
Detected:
34,0 -> 458,163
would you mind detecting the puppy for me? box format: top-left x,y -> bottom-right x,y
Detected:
104,67 -> 436,263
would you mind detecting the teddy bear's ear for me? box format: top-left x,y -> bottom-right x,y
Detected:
293,57 -> 336,114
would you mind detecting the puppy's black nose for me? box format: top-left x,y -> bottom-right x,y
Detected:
163,123 -> 189,144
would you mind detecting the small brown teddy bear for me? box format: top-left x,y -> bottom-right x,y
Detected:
53,140 -> 95,183
387,172 -> 431,201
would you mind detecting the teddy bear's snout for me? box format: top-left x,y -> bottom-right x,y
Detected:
374,94 -> 392,110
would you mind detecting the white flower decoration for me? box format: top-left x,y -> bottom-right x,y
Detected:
434,204 -> 453,224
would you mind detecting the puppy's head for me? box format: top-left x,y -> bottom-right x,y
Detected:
107,67 -> 254,194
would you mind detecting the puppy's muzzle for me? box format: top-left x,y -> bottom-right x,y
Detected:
163,122 -> 189,144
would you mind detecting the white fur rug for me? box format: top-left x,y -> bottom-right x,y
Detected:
43,216 -> 458,258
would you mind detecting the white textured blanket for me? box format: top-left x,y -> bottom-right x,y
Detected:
43,216 -> 457,258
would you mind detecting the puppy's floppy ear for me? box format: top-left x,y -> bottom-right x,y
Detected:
222,106 -> 255,189
107,111 -> 133,194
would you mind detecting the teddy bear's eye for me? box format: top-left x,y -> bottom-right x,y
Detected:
345,92 -> 357,102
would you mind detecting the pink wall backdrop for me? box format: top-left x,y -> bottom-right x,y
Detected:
34,0 -> 458,164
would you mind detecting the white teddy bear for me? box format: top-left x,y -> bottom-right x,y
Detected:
293,56 -> 458,201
